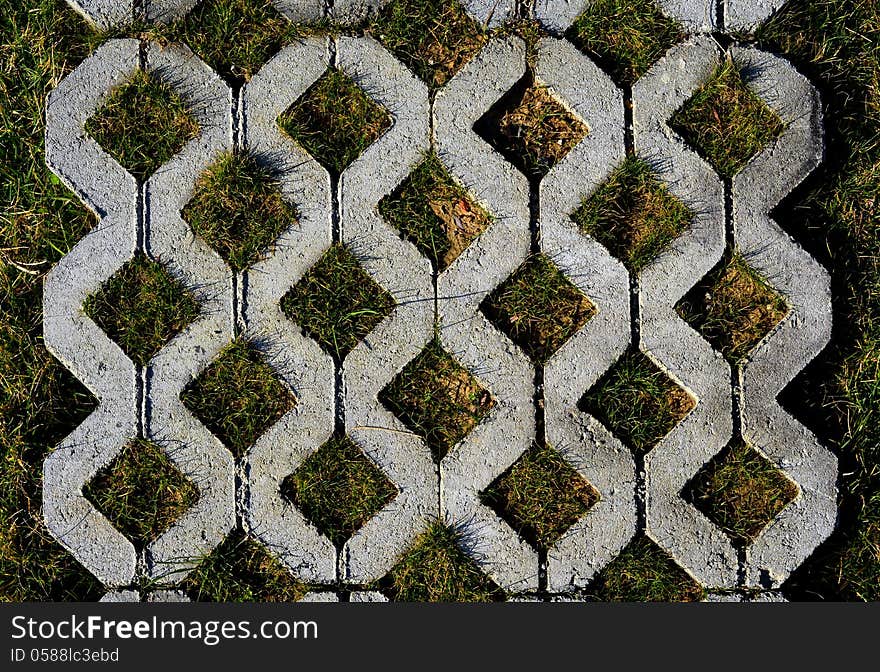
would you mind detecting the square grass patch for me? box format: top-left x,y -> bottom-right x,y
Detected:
85,69 -> 199,182
281,435 -> 397,548
572,156 -> 692,273
182,150 -> 297,272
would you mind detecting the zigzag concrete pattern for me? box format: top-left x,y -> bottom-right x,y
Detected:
45,1 -> 836,600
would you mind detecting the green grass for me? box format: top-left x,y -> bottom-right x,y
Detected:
181,529 -> 308,602
180,339 -> 296,457
378,152 -> 492,271
370,0 -> 486,88
572,157 -> 693,273
277,68 -> 393,175
379,338 -> 495,462
84,69 -> 199,182
377,521 -> 504,602
481,254 -> 597,363
581,349 -> 696,457
684,441 -> 799,545
676,254 -> 790,363
566,0 -> 685,86
589,535 -> 705,602
474,76 -> 589,179
281,435 -> 398,548
182,150 -> 297,272
481,443 -> 599,550
82,439 -> 199,549
82,254 -> 201,366
280,244 -> 396,361
669,57 -> 786,178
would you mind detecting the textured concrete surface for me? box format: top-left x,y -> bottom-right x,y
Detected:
44,3 -> 837,601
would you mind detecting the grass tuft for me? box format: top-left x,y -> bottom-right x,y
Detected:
482,254 -> 597,363
590,535 -> 705,601
377,521 -> 504,602
182,530 -> 307,602
180,339 -> 295,457
481,443 -> 599,550
581,349 -> 696,456
378,152 -> 492,271
83,254 -> 201,367
474,76 -> 589,179
567,0 -> 685,86
281,435 -> 398,548
83,439 -> 199,549
277,68 -> 393,175
669,57 -> 786,178
676,254 -> 789,363
280,244 -> 396,361
84,69 -> 199,182
572,156 -> 692,273
379,339 -> 495,462
182,151 -> 297,272
684,441 -> 799,545
371,0 -> 486,88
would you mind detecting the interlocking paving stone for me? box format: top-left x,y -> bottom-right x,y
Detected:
44,2 -> 836,599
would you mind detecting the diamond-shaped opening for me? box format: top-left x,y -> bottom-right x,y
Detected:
85,69 -> 199,182
580,348 -> 696,457
481,442 -> 599,550
82,253 -> 201,367
669,56 -> 786,178
481,254 -> 597,363
589,534 -> 705,601
571,156 -> 693,273
182,150 -> 298,272
83,439 -> 199,550
676,253 -> 789,363
180,339 -> 296,457
280,244 -> 396,361
375,520 -> 504,602
39,358 -> 100,449
566,0 -> 686,87
379,338 -> 495,462
474,73 -> 589,179
173,0 -> 299,86
378,152 -> 492,272
182,529 -> 308,602
683,441 -> 799,545
280,435 -> 398,548
371,0 -> 487,88
277,68 -> 393,175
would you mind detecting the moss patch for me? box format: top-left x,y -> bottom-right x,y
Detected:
482,443 -> 599,550
182,151 -> 297,272
378,152 -> 491,271
669,58 -> 786,178
83,440 -> 198,549
83,254 -> 201,367
277,68 -> 393,175
85,69 -> 199,182
280,244 -> 396,361
581,349 -> 696,456
281,435 -> 397,547
180,339 -> 295,457
572,156 -> 692,273
676,254 -> 789,362
482,254 -> 597,363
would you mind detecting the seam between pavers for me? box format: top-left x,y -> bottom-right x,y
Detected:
434,37 -> 538,593
536,38 -> 637,591
140,40 -> 237,586
240,37 -> 337,585
634,35 -> 738,589
730,46 -> 837,588
43,38 -> 142,588
336,36 -> 436,585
